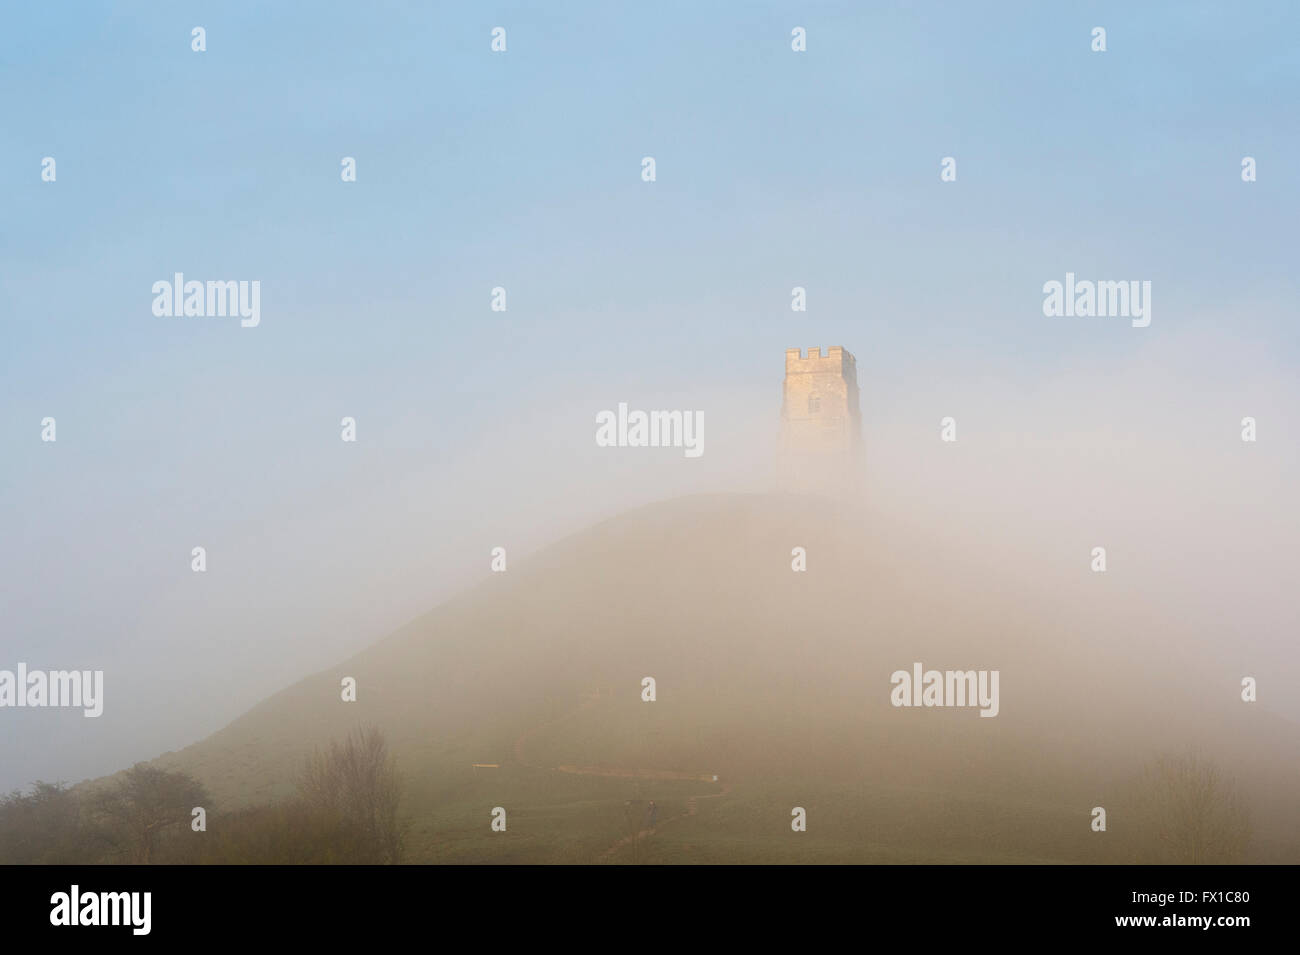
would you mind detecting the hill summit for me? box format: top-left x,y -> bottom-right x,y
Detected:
149,493 -> 1300,862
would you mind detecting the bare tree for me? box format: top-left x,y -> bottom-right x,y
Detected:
90,764 -> 209,864
0,782 -> 84,863
299,726 -> 405,863
1123,753 -> 1252,863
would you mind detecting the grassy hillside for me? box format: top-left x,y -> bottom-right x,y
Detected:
145,493 -> 1300,863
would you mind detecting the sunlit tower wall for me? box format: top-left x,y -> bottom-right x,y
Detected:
778,346 -> 864,494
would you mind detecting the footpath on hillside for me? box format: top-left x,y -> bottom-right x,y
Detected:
510,693 -> 731,861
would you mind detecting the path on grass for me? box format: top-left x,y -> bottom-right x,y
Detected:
510,694 -> 733,861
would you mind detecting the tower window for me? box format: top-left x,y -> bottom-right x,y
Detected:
808,395 -> 821,414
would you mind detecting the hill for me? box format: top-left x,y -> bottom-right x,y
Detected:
148,493 -> 1300,862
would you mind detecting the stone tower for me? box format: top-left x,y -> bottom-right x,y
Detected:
779,346 -> 863,491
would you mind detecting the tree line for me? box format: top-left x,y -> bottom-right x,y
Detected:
0,726 -> 406,864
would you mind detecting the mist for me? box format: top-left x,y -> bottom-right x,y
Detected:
2,2 -> 1296,866
3,319 -> 1295,815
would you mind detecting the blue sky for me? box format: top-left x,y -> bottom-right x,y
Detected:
1,1 -> 1297,789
